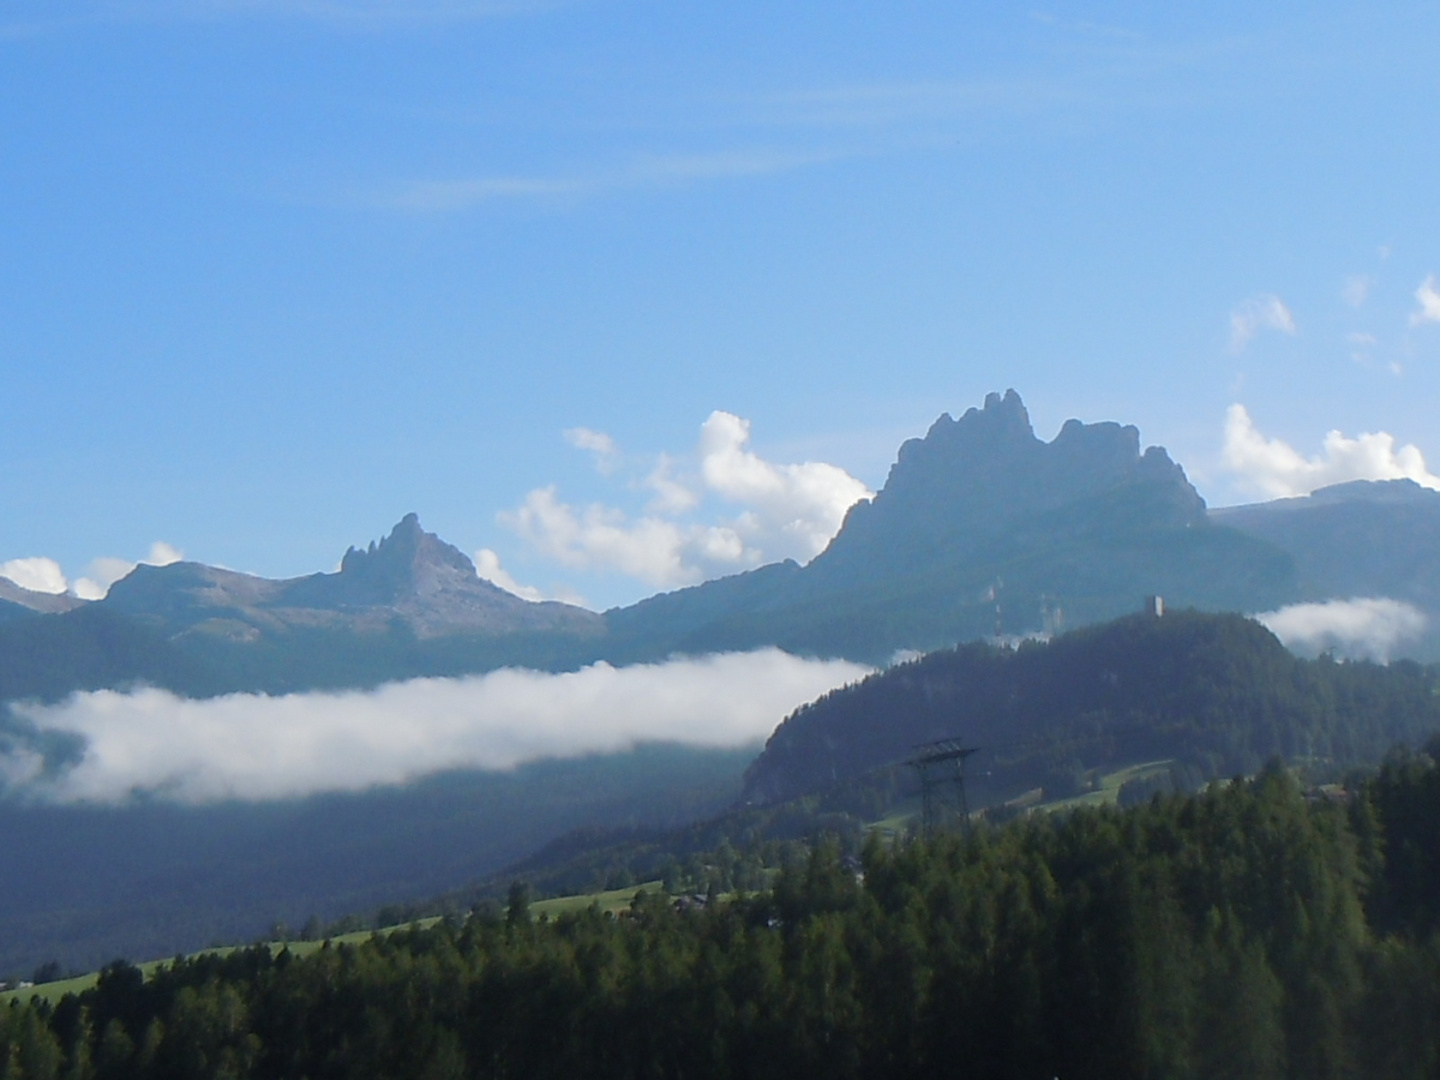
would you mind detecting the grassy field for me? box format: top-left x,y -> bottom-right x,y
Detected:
1037,760 -> 1175,814
0,887 -> 675,1008
531,880 -> 666,917
867,760 -> 1178,835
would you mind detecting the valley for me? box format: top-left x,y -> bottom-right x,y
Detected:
2,392 -> 1439,986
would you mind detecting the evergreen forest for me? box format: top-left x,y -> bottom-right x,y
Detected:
7,750 -> 1440,1079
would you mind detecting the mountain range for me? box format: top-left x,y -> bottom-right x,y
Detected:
2,389 -> 1438,704
3,389 -> 1440,974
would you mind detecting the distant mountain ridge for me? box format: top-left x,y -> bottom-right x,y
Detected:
104,513 -> 602,644
5,390 -> 1440,702
0,515 -> 606,701
5,395 -> 1440,977
807,389 -> 1205,587
0,577 -> 84,620
607,389 -> 1294,660
1212,479 -> 1440,619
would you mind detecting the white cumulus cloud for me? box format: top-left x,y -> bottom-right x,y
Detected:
1229,294 -> 1296,352
473,547 -> 587,606
5,650 -> 870,804
698,411 -> 873,560
72,541 -> 184,601
0,557 -> 69,595
473,548 -> 545,602
500,413 -> 873,591
644,454 -> 699,515
1256,598 -> 1427,662
1411,275 -> 1440,327
502,486 -> 745,588
1222,404 -> 1440,499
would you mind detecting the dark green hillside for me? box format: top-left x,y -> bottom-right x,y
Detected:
12,765 -> 1440,1080
744,610 -> 1440,805
0,600 -> 41,625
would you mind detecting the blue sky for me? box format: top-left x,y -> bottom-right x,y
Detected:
3,1 -> 1439,610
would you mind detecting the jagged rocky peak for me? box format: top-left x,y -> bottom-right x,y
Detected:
340,513 -> 476,583
874,389 -> 1201,518
906,388 -> 1035,455
810,390 -> 1206,578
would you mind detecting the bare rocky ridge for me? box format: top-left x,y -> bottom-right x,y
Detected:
804,388 -> 1207,589
103,513 -> 603,643
0,578 -> 85,617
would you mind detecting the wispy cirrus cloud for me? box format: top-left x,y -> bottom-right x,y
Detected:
753,78 -> 1080,129
376,149 -> 840,212
1229,294 -> 1296,352
203,0 -> 569,18
1342,274 -> 1372,308
0,0 -> 568,35
353,22 -> 1259,215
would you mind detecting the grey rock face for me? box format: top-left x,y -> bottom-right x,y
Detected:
0,577 -> 86,615
104,514 -> 603,642
806,388 -> 1207,588
604,390 -> 1289,663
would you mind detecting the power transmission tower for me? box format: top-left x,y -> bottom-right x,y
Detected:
906,738 -> 981,834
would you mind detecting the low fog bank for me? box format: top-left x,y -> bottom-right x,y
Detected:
2,650 -> 869,805
1256,597 -> 1429,661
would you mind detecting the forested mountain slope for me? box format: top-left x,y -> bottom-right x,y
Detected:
1214,478 -> 1440,617
12,762 -> 1440,1080
744,609 -> 1440,805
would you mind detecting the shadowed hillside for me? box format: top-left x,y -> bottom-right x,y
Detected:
743,609 -> 1440,805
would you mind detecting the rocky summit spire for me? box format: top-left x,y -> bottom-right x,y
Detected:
807,389 -> 1206,584
101,511 -> 603,648
337,512 -> 476,601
